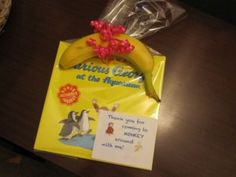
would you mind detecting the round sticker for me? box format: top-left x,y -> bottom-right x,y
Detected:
58,84 -> 80,105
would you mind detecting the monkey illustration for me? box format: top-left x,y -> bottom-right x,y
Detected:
92,98 -> 119,112
106,122 -> 114,135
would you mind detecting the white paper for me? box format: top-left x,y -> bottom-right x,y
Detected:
92,110 -> 158,170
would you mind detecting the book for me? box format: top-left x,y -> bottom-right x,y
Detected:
34,41 -> 165,170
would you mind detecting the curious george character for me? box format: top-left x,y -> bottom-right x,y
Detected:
106,122 -> 114,135
92,99 -> 119,113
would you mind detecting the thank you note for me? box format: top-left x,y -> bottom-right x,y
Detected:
92,110 -> 158,170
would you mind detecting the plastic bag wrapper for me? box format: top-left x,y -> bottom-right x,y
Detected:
34,41 -> 166,163
100,0 -> 186,39
34,1 -> 168,168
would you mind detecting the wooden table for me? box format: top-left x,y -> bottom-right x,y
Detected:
0,1 -> 236,177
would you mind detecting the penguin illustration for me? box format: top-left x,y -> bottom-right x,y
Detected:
59,110 -> 94,140
77,110 -> 94,135
59,111 -> 80,140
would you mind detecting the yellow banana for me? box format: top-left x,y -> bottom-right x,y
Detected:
60,33 -> 160,102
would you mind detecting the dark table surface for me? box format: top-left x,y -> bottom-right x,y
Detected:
0,0 -> 236,177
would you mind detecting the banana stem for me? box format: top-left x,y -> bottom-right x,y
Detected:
144,72 -> 161,102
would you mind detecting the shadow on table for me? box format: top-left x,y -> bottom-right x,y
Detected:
0,138 -> 79,177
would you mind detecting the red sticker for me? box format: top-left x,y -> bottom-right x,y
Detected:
58,84 -> 80,105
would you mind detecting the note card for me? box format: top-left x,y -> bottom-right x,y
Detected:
92,110 -> 158,170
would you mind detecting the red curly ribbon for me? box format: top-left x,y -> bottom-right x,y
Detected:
86,20 -> 135,63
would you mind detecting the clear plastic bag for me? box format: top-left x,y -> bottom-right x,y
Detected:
100,0 -> 186,39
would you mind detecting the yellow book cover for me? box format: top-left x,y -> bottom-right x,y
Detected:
34,41 -> 165,162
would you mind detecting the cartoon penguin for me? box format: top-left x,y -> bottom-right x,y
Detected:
77,110 -> 94,135
59,110 -> 94,140
59,111 -> 80,140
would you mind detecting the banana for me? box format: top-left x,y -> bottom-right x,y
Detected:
60,33 -> 160,102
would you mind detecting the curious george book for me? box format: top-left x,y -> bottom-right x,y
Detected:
34,39 -> 165,170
